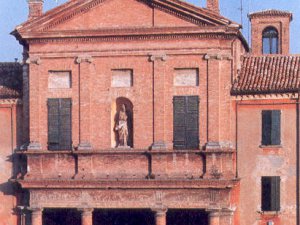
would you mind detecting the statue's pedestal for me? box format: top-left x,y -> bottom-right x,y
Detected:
117,145 -> 131,149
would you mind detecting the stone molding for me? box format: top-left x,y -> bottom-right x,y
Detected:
75,56 -> 93,64
26,33 -> 238,44
0,99 -> 21,105
204,53 -> 233,60
16,178 -> 239,189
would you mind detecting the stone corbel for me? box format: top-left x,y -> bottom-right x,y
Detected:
26,57 -> 42,65
149,53 -> 168,62
75,55 -> 93,64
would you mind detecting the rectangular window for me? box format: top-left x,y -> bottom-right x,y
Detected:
262,110 -> 281,146
174,68 -> 199,86
111,69 -> 133,87
173,96 -> 199,149
48,98 -> 72,150
261,176 -> 280,211
48,71 -> 71,89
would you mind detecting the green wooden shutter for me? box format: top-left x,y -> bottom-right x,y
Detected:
48,99 -> 60,149
173,96 -> 199,150
48,98 -> 72,150
173,96 -> 186,149
271,110 -> 281,145
271,176 -> 281,211
262,110 -> 272,145
262,176 -> 280,211
59,99 -> 72,150
186,96 -> 199,149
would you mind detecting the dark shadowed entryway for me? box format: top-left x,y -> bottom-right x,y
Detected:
43,208 -> 81,225
93,209 -> 155,225
167,209 -> 208,225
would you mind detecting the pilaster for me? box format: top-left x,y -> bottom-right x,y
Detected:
150,54 -> 168,150
76,56 -> 93,150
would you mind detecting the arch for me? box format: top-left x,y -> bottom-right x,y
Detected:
111,97 -> 133,148
262,26 -> 279,54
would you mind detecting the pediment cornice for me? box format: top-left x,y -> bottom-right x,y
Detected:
14,0 -> 238,36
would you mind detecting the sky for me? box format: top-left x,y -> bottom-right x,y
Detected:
0,0 -> 299,62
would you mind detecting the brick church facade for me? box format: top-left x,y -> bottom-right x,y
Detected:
0,0 -> 299,225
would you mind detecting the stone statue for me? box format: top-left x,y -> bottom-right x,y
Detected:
115,104 -> 129,147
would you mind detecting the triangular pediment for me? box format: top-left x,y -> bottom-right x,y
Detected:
16,0 -> 236,35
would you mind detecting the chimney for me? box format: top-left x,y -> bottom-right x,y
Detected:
207,0 -> 220,14
28,0 -> 44,20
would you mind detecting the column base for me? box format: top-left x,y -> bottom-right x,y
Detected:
78,142 -> 92,150
151,141 -> 167,150
27,142 -> 42,150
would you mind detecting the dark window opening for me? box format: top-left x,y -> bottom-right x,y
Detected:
173,96 -> 199,150
262,176 -> 280,211
262,27 -> 279,54
262,110 -> 281,146
48,98 -> 72,150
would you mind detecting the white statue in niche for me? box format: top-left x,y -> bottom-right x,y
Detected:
115,104 -> 129,147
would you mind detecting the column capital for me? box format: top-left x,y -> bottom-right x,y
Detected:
151,206 -> 168,216
207,208 -> 221,217
149,53 -> 168,62
75,56 -> 93,64
28,207 -> 43,215
78,208 -> 94,216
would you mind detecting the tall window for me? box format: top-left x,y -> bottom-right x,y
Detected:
262,110 -> 281,146
261,176 -> 280,211
173,96 -> 199,149
48,98 -> 72,150
262,27 -> 279,54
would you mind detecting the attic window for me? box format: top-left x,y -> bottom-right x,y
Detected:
48,71 -> 71,89
262,27 -> 279,54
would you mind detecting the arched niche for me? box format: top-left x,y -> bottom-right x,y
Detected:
111,97 -> 133,148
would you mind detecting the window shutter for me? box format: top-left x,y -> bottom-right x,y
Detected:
173,96 -> 199,150
262,176 -> 280,211
271,176 -> 280,211
271,110 -> 281,145
48,98 -> 72,150
173,96 -> 186,149
186,96 -> 199,149
48,99 -> 60,149
262,110 -> 272,145
59,99 -> 72,149
262,177 -> 272,211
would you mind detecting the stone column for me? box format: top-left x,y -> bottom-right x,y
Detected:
208,210 -> 220,225
30,208 -> 43,225
152,207 -> 167,225
79,208 -> 93,225
76,56 -> 93,150
150,54 -> 168,150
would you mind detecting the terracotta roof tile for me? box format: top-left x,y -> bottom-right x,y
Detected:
0,63 -> 22,99
231,55 -> 300,95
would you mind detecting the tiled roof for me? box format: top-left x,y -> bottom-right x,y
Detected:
231,55 -> 300,95
0,63 -> 22,99
249,9 -> 293,21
